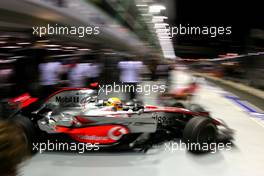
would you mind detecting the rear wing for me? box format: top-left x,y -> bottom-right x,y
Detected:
0,93 -> 38,119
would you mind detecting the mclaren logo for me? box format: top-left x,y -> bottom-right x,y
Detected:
108,126 -> 128,140
56,96 -> 80,103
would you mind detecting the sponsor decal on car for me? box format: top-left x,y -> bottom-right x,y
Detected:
55,96 -> 80,103
108,126 -> 128,140
56,125 -> 129,144
76,135 -> 109,141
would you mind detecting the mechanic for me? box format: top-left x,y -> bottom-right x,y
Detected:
39,56 -> 62,97
68,57 -> 91,88
87,57 -> 102,88
118,58 -> 143,101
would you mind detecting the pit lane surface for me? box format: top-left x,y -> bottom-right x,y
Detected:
21,71 -> 264,176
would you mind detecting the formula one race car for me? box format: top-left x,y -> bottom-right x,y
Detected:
1,88 -> 233,153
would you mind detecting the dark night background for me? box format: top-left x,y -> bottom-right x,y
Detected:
163,0 -> 264,58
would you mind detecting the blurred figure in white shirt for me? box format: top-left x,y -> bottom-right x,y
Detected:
68,62 -> 90,88
118,59 -> 143,100
89,63 -> 101,82
39,57 -> 62,96
88,58 -> 102,90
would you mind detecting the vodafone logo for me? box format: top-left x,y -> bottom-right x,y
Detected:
61,125 -> 129,144
108,126 -> 128,141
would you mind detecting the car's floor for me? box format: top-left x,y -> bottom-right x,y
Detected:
20,71 -> 264,176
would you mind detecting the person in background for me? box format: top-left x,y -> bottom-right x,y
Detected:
12,40 -> 47,97
88,58 -> 102,89
118,58 -> 143,100
68,56 -> 91,88
39,56 -> 62,97
156,60 -> 174,91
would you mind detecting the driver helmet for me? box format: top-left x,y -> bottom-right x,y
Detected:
106,97 -> 122,110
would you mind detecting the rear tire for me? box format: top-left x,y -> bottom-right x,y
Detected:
183,116 -> 217,153
11,115 -> 37,154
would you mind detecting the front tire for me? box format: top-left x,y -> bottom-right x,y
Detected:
183,116 -> 217,153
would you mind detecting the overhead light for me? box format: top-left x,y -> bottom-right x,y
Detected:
136,4 -> 148,7
157,32 -> 171,36
156,32 -> 170,36
64,46 -> 78,49
153,16 -> 168,20
226,53 -> 238,56
44,44 -> 61,47
154,23 -> 169,28
0,59 -> 16,63
152,16 -> 168,23
157,33 -> 171,37
149,5 -> 166,13
17,42 -> 31,45
0,35 -> 11,38
152,18 -> 163,23
48,48 -> 61,51
1,46 -> 22,49
159,36 -> 172,39
141,13 -> 152,17
159,39 -> 172,42
156,28 -> 170,33
78,48 -> 90,51
37,40 -> 50,43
